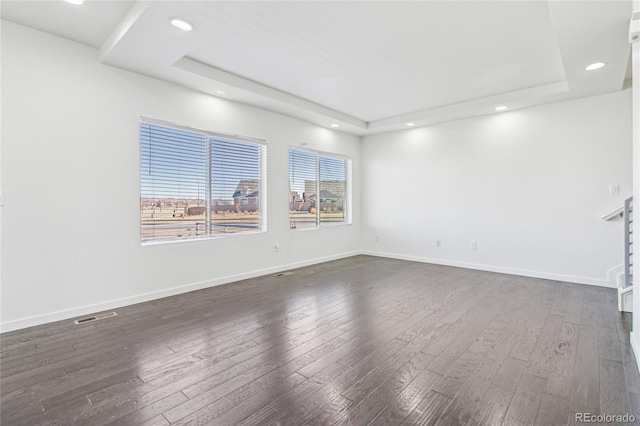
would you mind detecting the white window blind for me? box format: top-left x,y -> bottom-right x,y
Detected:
140,120 -> 266,243
319,155 -> 347,225
210,138 -> 265,234
288,147 -> 351,229
289,149 -> 318,229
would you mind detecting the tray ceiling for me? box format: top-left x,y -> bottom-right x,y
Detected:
1,1 -> 633,135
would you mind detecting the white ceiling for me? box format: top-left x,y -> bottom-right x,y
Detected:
1,0 -> 633,136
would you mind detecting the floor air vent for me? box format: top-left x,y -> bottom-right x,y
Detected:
73,311 -> 118,325
273,271 -> 293,277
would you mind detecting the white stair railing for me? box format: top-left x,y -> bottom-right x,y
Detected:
619,197 -> 633,313
625,197 -> 633,288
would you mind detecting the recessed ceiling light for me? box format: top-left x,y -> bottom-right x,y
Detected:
495,106 -> 508,111
216,90 -> 226,95
64,0 -> 84,4
585,62 -> 606,71
330,124 -> 340,128
406,122 -> 415,127
171,19 -> 193,32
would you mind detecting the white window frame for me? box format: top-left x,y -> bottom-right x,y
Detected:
140,117 -> 267,244
288,146 -> 352,230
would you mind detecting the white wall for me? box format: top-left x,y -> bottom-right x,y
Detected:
630,0 -> 640,367
2,20 -> 634,333
0,21 -> 361,331
361,91 -> 632,286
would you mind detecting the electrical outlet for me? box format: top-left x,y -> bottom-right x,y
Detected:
609,185 -> 620,195
471,242 -> 478,250
375,235 -> 380,242
274,242 -> 280,252
435,240 -> 441,247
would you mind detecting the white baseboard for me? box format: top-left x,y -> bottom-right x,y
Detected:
360,250 -> 612,288
607,264 -> 626,287
631,332 -> 640,375
0,250 -> 360,333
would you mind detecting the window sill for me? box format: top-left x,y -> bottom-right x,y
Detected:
141,230 -> 266,246
289,223 -> 353,232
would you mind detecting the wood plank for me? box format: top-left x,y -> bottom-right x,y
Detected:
236,376 -> 326,426
509,309 -> 549,362
138,415 -> 171,426
621,340 -> 640,395
269,338 -> 408,425
297,307 -> 433,378
598,326 -> 622,362
526,314 -> 563,378
399,391 -> 452,426
534,392 -> 570,426
336,351 -> 439,425
164,337 -> 348,424
544,322 -> 579,401
369,369 -> 441,425
196,373 -> 310,426
107,391 -> 188,426
617,320 -> 632,342
466,385 -> 513,426
423,308 -> 495,374
502,373 -> 546,426
0,397 -> 45,425
550,284 -> 583,325
430,350 -> 485,398
629,392 -> 640,416
570,325 -> 600,417
439,351 -> 505,425
491,356 -> 527,393
304,395 -> 355,426
599,357 -> 631,416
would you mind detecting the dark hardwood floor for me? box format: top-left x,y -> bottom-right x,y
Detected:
1,255 -> 638,425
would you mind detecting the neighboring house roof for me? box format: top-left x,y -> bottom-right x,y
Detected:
233,179 -> 259,198
233,189 -> 259,198
320,189 -> 338,200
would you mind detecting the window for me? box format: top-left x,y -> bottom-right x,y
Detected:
289,147 -> 351,229
140,119 -> 266,243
